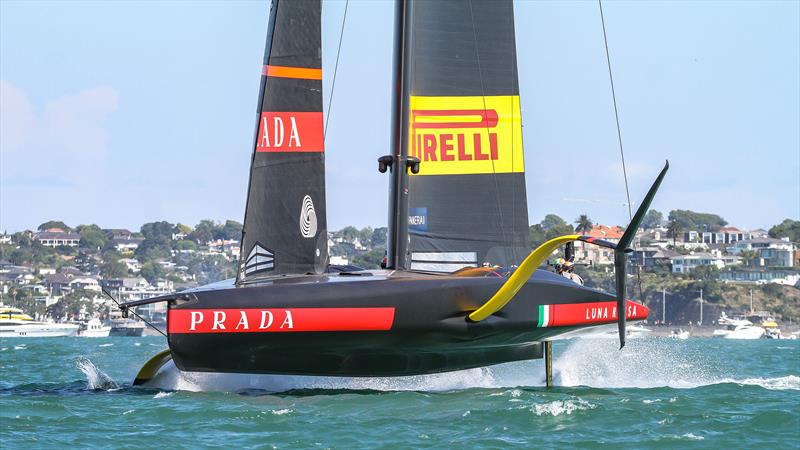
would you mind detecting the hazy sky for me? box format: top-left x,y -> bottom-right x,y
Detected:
1,0 -> 798,233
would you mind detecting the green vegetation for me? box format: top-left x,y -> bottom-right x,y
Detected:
769,219 -> 800,242
667,209 -> 727,232
641,209 -> 663,229
529,214 -> 575,247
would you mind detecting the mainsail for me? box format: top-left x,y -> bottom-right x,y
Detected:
403,0 -> 530,272
238,0 -> 327,281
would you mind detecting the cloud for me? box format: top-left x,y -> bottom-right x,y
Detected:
0,81 -> 118,185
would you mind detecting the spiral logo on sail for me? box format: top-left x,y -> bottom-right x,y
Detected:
299,195 -> 317,238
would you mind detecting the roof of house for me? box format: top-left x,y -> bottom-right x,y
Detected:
718,226 -> 741,233
33,231 -> 81,240
586,225 -> 624,240
60,267 -> 85,276
44,273 -> 71,284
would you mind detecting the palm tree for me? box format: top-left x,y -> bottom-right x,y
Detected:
574,214 -> 593,235
667,219 -> 683,247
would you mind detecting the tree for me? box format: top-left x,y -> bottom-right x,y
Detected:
140,221 -> 175,240
173,240 -> 198,251
768,219 -> 800,243
529,224 -> 546,248
667,219 -> 683,247
574,214 -> 593,234
352,249 -> 385,269
76,224 -> 107,250
37,220 -> 70,231
641,209 -> 663,229
667,210 -> 727,232
220,220 -> 243,240
541,214 -> 569,231
340,226 -> 359,241
140,261 -> 165,284
358,227 -> 374,246
101,259 -> 129,279
174,223 -> 193,235
371,227 -> 388,248
12,232 -> 32,247
189,220 -> 215,244
692,264 -> 720,281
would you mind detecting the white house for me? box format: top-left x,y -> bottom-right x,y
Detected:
670,252 -> 726,273
729,237 -> 795,267
33,230 -> 80,247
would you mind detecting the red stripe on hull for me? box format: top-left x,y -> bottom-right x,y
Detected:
168,307 -> 395,334
550,301 -> 647,327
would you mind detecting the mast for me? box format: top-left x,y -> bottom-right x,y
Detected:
386,0 -> 412,270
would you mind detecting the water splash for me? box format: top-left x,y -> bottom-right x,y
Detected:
554,338 -> 718,388
139,339 -> 798,393
74,357 -> 118,391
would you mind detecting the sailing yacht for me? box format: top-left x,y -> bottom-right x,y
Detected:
125,0 -> 668,385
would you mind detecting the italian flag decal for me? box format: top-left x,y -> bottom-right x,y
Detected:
536,301 -> 648,328
537,305 -> 552,328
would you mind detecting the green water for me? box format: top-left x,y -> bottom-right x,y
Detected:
1,337 -> 798,448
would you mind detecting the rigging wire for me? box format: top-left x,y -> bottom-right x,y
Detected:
324,0 -> 349,139
598,0 -> 633,221
599,0 -> 645,303
102,289 -> 167,338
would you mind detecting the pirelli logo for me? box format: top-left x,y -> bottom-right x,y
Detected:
408,95 -> 524,175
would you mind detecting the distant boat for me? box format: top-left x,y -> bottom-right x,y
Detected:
713,313 -> 765,340
0,305 -> 79,338
106,311 -> 145,337
78,318 -> 111,337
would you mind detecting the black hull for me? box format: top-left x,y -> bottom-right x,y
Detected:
165,270 -> 647,376
109,327 -> 144,337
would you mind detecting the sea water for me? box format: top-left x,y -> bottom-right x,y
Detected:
1,337 -> 797,448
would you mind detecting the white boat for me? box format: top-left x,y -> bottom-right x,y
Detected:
670,329 -> 690,340
79,318 -> 111,337
713,324 -> 765,339
0,306 -> 79,337
106,311 -> 145,337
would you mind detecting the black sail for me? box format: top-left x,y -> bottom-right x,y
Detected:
405,0 -> 529,272
238,0 -> 327,282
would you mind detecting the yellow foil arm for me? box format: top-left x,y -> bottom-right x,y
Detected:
468,235 -> 581,322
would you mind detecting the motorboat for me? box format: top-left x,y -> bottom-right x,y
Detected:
78,318 -> 112,337
106,311 -> 145,337
0,305 -> 79,337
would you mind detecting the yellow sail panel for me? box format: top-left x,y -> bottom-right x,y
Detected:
408,95 -> 524,175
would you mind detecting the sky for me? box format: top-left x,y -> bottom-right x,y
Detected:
1,0 -> 798,234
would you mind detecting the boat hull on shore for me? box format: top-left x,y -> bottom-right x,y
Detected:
164,270 -> 647,376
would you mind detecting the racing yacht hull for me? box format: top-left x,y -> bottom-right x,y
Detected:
164,269 -> 647,376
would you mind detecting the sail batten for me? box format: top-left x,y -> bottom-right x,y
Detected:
238,0 -> 327,282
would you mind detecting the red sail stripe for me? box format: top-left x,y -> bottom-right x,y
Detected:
168,307 -> 395,334
549,300 -> 648,327
263,65 -> 323,80
411,109 -> 499,129
255,112 -> 324,153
